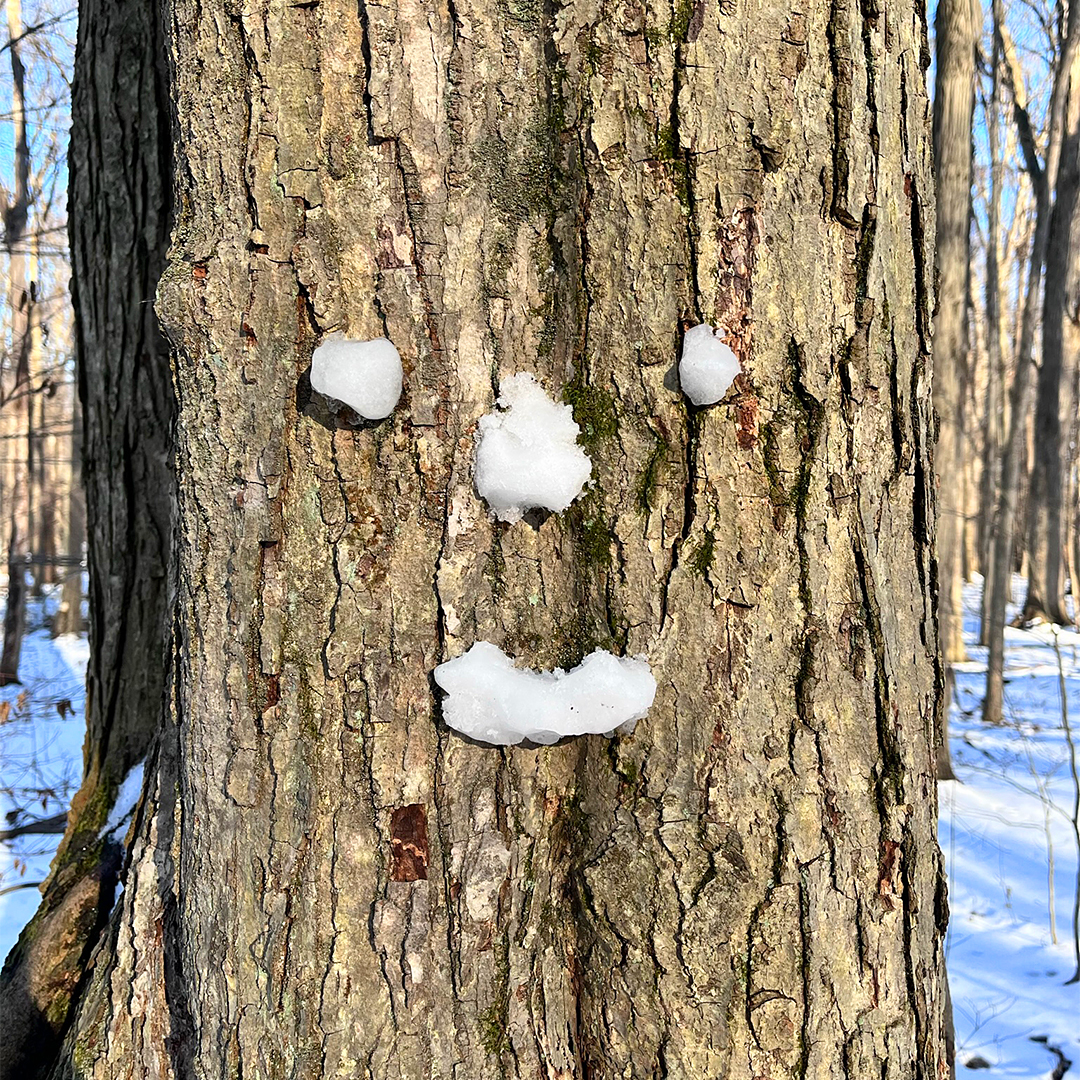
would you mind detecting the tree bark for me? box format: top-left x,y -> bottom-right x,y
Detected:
1066,231 -> 1080,607
50,0 -> 948,1075
932,0 -> 977,670
0,0 -> 176,1067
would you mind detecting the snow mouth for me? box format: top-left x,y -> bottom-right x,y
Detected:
433,641 -> 656,746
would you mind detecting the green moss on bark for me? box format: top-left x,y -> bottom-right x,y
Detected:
691,529 -> 716,577
636,432 -> 667,513
563,373 -> 616,450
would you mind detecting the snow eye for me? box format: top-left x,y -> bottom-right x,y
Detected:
679,324 -> 741,406
309,337 -> 403,421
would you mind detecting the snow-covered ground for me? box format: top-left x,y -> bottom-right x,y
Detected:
1,577 -> 1078,1080
945,578 -> 1080,1076
0,587 -> 88,960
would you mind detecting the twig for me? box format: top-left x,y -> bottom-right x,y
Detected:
0,811 -> 66,842
1052,628 -> 1080,984
0,880 -> 42,897
1031,1036 -> 1074,1080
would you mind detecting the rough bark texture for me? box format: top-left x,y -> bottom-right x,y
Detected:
68,0 -> 175,798
931,0 -> 976,668
0,0 -> 175,1070
55,0 -> 947,1075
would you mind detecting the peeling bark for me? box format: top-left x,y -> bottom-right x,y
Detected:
51,0 -> 947,1074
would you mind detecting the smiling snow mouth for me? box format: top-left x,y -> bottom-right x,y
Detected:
433,641 -> 656,746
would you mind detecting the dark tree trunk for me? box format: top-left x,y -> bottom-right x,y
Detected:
0,0 -> 175,1068
979,38 -> 1005,645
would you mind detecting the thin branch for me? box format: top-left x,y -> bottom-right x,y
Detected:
0,880 -> 43,897
997,17 -> 1044,186
0,810 -> 67,841
0,10 -> 75,56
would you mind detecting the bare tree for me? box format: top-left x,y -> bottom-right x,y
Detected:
0,0 -> 173,1067
977,35 -> 1007,642
0,0 -> 34,687
51,385 -> 83,637
1023,75 -> 1079,626
985,0 -> 1079,724
933,0 -> 978,779
1,0 -> 73,679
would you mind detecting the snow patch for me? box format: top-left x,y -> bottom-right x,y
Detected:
102,761 -> 145,840
474,374 -> 592,523
940,574 -> 1080,1077
434,641 -> 656,746
310,337 -> 403,420
679,324 -> 741,406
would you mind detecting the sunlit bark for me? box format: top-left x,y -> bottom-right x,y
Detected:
34,0 -> 948,1075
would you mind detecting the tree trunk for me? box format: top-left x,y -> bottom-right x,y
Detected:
0,0 -> 176,1066
1066,235 -> 1080,607
0,0 -> 33,687
1023,106 -> 1079,626
984,0 -> 1077,724
979,41 -> 1005,645
28,228 -> 55,596
53,391 -> 85,638
932,0 -> 976,669
49,0 -> 948,1075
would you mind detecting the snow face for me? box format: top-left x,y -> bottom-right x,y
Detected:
310,337 -> 403,420
434,641 -> 656,745
678,324 -> 741,406
474,374 -> 593,523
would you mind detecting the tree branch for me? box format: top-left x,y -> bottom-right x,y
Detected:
0,11 -> 76,56
0,812 -> 68,842
995,13 -> 1044,188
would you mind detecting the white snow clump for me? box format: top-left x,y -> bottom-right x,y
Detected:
679,324 -> 741,406
474,374 -> 593,523
310,337 -> 403,420
434,641 -> 657,746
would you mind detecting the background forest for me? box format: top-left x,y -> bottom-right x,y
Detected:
0,0 -> 1078,1074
